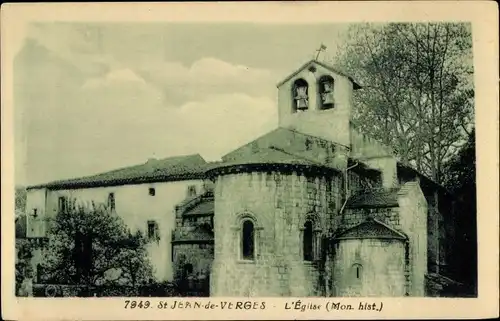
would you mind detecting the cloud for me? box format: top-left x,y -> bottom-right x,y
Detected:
22,69 -> 279,185
82,68 -> 147,89
136,57 -> 277,104
18,28 -> 281,184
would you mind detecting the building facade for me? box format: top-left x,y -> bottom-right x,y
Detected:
25,60 -> 457,297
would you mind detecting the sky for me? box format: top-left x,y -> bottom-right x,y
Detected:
14,22 -> 351,186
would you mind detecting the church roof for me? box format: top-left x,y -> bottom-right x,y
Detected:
27,154 -> 208,190
183,198 -> 214,216
345,188 -> 401,209
334,219 -> 407,241
276,59 -> 362,89
206,146 -> 339,177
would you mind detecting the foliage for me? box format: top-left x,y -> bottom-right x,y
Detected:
332,22 -> 474,184
15,239 -> 34,295
41,200 -> 153,287
442,129 -> 477,293
15,186 -> 27,212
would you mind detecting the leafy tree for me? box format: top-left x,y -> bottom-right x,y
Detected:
15,186 -> 27,212
442,129 -> 477,294
332,22 -> 474,184
15,239 -> 34,295
41,200 -> 153,287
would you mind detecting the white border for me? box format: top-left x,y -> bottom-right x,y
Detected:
2,1 -> 498,320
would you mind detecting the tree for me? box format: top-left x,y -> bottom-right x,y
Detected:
41,200 -> 153,288
442,129 -> 477,295
15,186 -> 27,212
332,23 -> 474,184
15,239 -> 34,296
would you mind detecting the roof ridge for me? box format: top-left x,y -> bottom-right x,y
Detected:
276,59 -> 361,89
370,218 -> 407,239
335,218 -> 407,240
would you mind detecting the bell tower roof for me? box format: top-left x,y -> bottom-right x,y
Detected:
276,59 -> 362,90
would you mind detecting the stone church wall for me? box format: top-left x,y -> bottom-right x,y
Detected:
210,169 -> 342,297
332,239 -> 406,297
397,182 -> 428,296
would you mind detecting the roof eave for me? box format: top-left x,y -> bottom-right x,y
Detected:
333,236 -> 406,242
27,172 -> 206,191
345,203 -> 399,210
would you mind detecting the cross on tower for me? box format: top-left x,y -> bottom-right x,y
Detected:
315,44 -> 327,60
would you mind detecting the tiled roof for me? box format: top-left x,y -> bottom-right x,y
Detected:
206,146 -> 339,176
27,154 -> 208,190
184,199 -> 214,216
345,188 -> 400,209
334,219 -> 407,241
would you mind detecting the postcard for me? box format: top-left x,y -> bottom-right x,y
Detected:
1,1 -> 498,320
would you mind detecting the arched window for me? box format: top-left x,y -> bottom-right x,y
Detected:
352,263 -> 363,281
293,78 -> 309,112
319,75 -> 334,109
303,220 -> 314,261
241,220 -> 255,260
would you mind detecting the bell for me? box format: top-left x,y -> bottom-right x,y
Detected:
322,92 -> 334,105
296,98 -> 309,110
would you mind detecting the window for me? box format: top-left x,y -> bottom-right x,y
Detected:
147,220 -> 159,241
148,188 -> 156,196
33,208 -> 38,218
319,75 -> 334,109
241,220 -> 255,260
58,197 -> 67,213
352,264 -> 363,281
108,193 -> 115,211
303,221 -> 314,261
187,185 -> 197,197
293,79 -> 309,112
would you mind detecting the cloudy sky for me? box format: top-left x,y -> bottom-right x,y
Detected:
14,22 -> 351,186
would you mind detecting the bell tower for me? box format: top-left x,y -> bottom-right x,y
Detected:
276,59 -> 361,147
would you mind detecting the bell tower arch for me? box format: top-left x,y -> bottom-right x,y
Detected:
276,60 -> 361,147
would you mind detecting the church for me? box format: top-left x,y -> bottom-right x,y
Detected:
24,59 -> 456,297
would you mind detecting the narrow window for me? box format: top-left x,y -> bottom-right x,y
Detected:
242,220 -> 255,260
303,221 -> 314,261
148,187 -> 156,196
352,264 -> 363,281
108,193 -> 115,211
58,197 -> 67,213
147,220 -> 158,241
33,208 -> 38,218
319,75 -> 334,109
187,185 -> 197,197
293,79 -> 309,112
